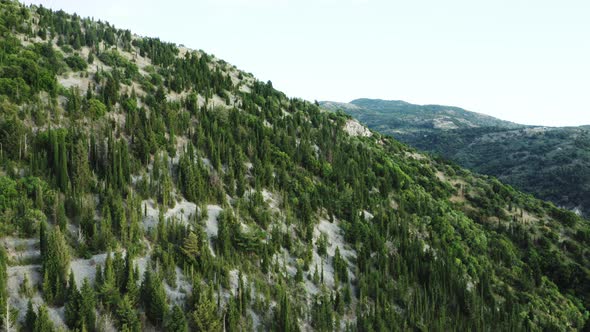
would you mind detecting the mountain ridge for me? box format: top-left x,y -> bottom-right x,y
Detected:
321,98 -> 523,134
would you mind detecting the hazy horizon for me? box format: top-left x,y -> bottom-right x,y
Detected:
22,0 -> 590,127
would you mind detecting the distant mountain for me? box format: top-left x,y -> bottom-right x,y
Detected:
321,98 -> 523,134
321,99 -> 590,217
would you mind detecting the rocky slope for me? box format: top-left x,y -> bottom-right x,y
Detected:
0,2 -> 589,331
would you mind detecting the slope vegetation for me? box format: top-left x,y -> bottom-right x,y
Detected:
322,99 -> 590,217
0,2 -> 589,331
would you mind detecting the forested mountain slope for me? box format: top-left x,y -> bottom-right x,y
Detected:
321,99 -> 590,217
0,1 -> 589,331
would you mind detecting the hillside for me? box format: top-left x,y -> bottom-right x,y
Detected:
1,1 -> 590,331
321,99 -> 590,217
321,98 -> 522,133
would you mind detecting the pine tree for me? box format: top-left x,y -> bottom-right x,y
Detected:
165,305 -> 188,332
100,252 -> 119,309
80,278 -> 97,331
71,137 -> 90,194
65,271 -> 81,329
140,267 -> 168,326
191,297 -> 220,332
333,246 -> 348,283
99,204 -> 113,250
56,198 -> 67,231
124,255 -> 139,304
24,300 -> 37,332
34,305 -> 55,332
94,265 -> 103,290
41,226 -> 70,304
182,231 -> 200,264
39,221 -> 47,262
117,295 -> 141,332
225,297 -> 240,332
103,74 -> 119,106
58,132 -> 69,192
41,271 -> 53,303
0,248 -> 7,329
274,290 -> 298,332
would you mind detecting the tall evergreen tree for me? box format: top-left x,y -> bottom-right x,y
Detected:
140,266 -> 168,326
41,226 -> 70,304
116,295 -> 141,332
0,248 -> 7,329
191,297 -> 220,332
165,305 -> 188,332
34,305 -> 54,332
79,278 -> 97,331
58,132 -> 69,192
24,300 -> 37,332
64,271 -> 81,329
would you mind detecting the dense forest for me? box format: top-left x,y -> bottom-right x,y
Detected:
321,99 -> 590,218
1,1 -> 590,331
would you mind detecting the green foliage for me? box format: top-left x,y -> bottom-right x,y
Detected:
326,99 -> 590,217
165,305 -> 188,332
64,272 -> 82,329
34,305 -> 54,332
87,98 -> 107,118
0,248 -> 7,328
0,3 -> 589,331
64,54 -> 88,71
0,176 -> 17,212
41,226 -> 70,305
24,300 -> 37,332
117,295 -> 141,332
274,289 -> 299,332
333,247 -> 348,283
98,50 -> 139,78
140,266 -> 168,326
181,231 -> 200,263
79,278 -> 97,331
191,296 -> 220,332
311,291 -> 333,331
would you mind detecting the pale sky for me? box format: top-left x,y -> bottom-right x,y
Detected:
22,0 -> 590,126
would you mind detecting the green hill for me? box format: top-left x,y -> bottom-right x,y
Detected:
0,1 -> 589,331
321,99 -> 590,217
321,98 -> 522,133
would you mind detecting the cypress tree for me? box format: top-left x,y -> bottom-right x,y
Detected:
58,132 -> 69,192
41,271 -> 53,303
34,305 -> 55,332
191,295 -> 220,332
100,253 -> 119,309
182,231 -> 200,263
39,221 -> 48,263
24,300 -> 37,332
65,271 -> 81,329
116,295 -> 141,332
80,278 -> 97,331
140,267 -> 168,326
42,227 -> 70,304
56,198 -> 67,231
165,305 -> 188,332
0,248 -> 7,329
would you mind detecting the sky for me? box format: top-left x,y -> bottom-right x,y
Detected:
22,0 -> 590,126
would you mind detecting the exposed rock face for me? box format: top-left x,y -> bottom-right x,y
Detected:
343,119 -> 372,137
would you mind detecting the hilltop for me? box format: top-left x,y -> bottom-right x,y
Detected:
321,98 -> 522,133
